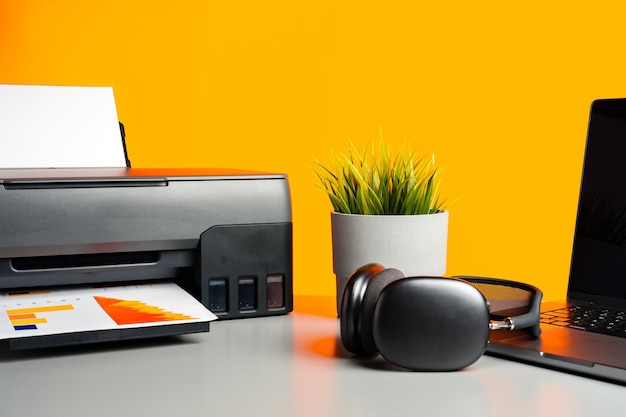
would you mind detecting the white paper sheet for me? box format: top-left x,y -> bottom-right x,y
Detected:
0,282 -> 217,341
0,84 -> 128,168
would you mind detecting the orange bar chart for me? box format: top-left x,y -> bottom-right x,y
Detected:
6,304 -> 74,331
94,296 -> 195,325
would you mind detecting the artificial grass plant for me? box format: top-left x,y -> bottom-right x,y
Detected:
315,133 -> 448,215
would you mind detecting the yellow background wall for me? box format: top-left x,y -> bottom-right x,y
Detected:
3,1 -> 626,302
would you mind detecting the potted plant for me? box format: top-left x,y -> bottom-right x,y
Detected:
315,132 -> 451,313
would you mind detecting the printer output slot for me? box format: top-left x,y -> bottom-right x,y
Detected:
4,179 -> 168,190
11,251 -> 161,271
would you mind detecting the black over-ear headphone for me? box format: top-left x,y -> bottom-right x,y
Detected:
340,263 -> 542,371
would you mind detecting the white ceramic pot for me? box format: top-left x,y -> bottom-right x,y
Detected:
331,211 -> 449,314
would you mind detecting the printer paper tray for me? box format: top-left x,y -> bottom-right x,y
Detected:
0,281 -> 217,349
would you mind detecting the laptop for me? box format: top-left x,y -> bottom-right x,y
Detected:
486,98 -> 626,385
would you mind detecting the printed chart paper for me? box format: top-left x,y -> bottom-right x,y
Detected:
0,282 -> 217,341
0,84 -> 127,168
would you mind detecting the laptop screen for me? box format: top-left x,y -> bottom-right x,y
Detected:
568,99 -> 626,307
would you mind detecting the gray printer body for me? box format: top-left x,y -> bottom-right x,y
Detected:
0,167 -> 293,321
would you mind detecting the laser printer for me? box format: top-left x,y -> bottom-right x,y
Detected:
0,167 -> 293,347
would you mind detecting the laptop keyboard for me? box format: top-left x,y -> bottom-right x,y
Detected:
541,305 -> 626,338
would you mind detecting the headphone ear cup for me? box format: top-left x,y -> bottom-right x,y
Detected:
372,277 -> 491,371
359,268 -> 406,354
340,263 -> 385,354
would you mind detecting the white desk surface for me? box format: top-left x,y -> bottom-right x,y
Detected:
1,296 -> 624,417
